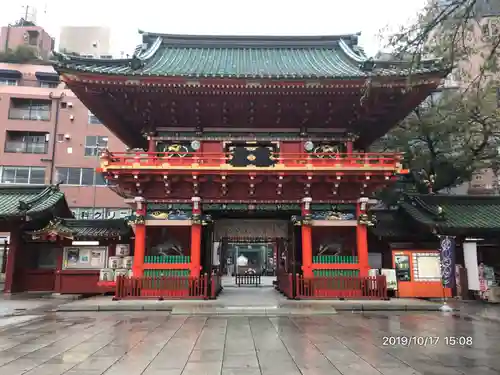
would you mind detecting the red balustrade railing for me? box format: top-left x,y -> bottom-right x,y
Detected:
295,274 -> 388,300
114,275 -> 209,300
113,273 -> 387,300
276,272 -> 294,299
100,151 -> 403,170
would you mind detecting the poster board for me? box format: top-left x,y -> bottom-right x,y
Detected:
63,247 -> 107,269
412,252 -> 441,281
392,249 -> 452,298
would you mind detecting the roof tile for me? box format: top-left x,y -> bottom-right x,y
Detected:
0,185 -> 66,219
26,218 -> 132,239
400,194 -> 500,234
54,33 -> 446,79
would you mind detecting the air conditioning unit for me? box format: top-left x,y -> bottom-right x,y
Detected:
67,102 -> 73,108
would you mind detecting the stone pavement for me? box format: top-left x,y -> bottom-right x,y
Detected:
0,311 -> 499,375
0,297 -> 56,318
0,294 -> 79,330
448,300 -> 500,323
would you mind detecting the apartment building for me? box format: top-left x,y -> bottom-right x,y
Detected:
58,26 -> 111,58
459,5 -> 500,195
0,22 -> 54,60
0,25 -> 131,219
426,1 -> 500,195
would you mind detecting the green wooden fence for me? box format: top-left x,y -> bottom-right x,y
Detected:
312,255 -> 358,264
144,256 -> 190,264
313,269 -> 360,277
143,269 -> 191,277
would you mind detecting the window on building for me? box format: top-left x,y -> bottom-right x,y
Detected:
4,131 -> 49,154
0,166 -> 46,184
490,19 -> 500,36
482,22 -> 490,38
39,81 -> 59,88
8,98 -> 51,121
84,136 -> 108,156
88,111 -> 102,125
482,19 -> 500,40
94,173 -> 107,186
0,79 -> 18,86
56,167 -> 107,186
27,30 -> 39,46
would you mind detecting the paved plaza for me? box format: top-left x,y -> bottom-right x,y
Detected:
0,310 -> 499,375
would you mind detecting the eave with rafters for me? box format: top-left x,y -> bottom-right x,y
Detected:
98,150 -> 406,202
53,31 -> 449,150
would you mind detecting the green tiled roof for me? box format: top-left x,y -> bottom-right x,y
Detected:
26,218 -> 132,239
369,209 -> 436,240
53,32 -> 445,79
370,210 -> 413,238
0,185 -> 66,219
400,194 -> 500,235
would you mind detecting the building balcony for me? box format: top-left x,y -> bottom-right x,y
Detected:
8,108 -> 51,121
99,151 -> 406,175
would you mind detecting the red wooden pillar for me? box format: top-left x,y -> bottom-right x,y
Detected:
54,245 -> 64,294
4,229 -> 20,293
190,197 -> 202,277
356,197 -> 370,276
147,132 -> 157,152
301,197 -> 313,278
346,140 -> 353,154
132,197 -> 147,277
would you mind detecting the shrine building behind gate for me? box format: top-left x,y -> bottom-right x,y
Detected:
52,31 -> 448,298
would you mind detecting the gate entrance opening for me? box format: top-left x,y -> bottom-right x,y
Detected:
203,214 -> 302,291
225,241 -> 274,277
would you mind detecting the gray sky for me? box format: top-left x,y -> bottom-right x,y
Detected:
1,0 -> 426,57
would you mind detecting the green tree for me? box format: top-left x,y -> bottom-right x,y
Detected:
373,0 -> 500,192
374,86 -> 500,192
0,45 -> 39,63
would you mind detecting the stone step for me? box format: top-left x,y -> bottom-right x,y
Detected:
170,306 -> 337,316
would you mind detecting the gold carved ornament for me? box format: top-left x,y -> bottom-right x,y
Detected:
314,144 -> 340,158
166,144 -> 189,157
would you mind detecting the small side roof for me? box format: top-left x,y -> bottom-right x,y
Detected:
399,193 -> 500,236
25,217 -> 133,240
0,185 -> 70,220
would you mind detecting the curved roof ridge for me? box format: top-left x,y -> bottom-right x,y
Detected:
18,185 -> 58,211
139,30 -> 362,48
404,193 -> 442,218
407,192 -> 500,203
338,39 -> 366,63
52,50 -> 132,65
60,217 -> 129,227
136,36 -> 162,60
